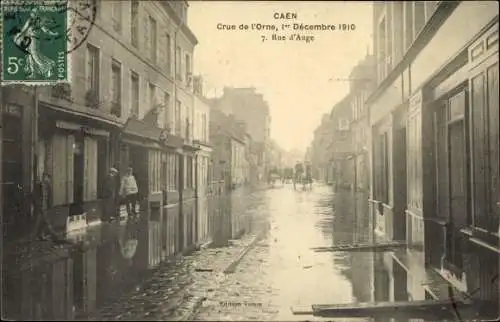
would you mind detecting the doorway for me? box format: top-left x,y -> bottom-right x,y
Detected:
393,125 -> 407,242
71,136 -> 84,216
1,105 -> 23,240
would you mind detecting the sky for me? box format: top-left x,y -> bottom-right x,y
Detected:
188,1 -> 373,152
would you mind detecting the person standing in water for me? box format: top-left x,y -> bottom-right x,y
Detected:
119,167 -> 139,216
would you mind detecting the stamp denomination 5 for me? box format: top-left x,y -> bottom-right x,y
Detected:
1,0 -> 97,85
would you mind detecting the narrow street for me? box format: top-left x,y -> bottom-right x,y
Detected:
90,184 -> 384,321
194,184 -> 372,321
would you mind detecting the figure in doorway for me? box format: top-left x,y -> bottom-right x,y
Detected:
32,172 -> 73,244
120,167 -> 139,217
104,167 -> 120,222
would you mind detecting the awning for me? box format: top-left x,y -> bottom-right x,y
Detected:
122,118 -> 163,141
161,132 -> 184,149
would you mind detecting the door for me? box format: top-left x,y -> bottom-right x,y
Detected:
394,126 -> 407,241
2,105 -> 23,240
72,136 -> 84,216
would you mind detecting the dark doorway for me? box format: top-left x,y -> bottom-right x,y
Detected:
393,126 -> 407,241
72,136 -> 84,216
1,106 -> 24,241
128,145 -> 148,211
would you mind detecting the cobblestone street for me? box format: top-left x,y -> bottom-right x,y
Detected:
88,190 -> 271,321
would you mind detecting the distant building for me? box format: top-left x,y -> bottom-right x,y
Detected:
208,87 -> 271,181
349,54 -> 376,193
192,76 -> 212,246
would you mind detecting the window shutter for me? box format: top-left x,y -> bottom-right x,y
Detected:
90,139 -> 98,200
51,135 -> 62,206
67,135 -> 74,204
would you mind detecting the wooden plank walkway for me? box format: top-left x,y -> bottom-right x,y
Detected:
311,241 -> 406,252
303,299 -> 473,318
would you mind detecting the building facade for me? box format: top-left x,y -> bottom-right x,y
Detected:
349,55 -> 376,193
2,1 -> 202,319
208,87 -> 271,181
192,76 -> 212,246
368,1 -> 498,315
329,95 -> 354,191
310,113 -> 334,183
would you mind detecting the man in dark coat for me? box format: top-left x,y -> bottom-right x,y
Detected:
104,167 -> 120,222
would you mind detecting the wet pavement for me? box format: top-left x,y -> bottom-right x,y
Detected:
79,184 -> 455,321
193,184 -> 373,321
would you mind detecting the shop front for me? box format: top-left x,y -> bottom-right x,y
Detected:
37,102 -> 121,232
161,132 -> 184,258
120,117 -> 164,269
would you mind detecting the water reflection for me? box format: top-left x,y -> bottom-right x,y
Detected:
330,190 -> 447,322
94,217 -> 149,309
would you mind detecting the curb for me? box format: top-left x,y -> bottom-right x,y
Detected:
222,228 -> 268,274
178,296 -> 207,321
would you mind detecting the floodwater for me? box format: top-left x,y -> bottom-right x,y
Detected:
4,183 -> 455,321
194,184 -> 445,321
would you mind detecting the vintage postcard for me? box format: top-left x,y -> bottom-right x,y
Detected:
0,1 -> 498,322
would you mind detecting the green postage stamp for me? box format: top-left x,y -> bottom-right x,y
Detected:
1,1 -> 68,84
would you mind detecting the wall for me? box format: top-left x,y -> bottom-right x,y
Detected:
411,1 -> 499,93
59,1 -> 179,126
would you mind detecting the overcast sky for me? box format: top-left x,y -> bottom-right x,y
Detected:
188,1 -> 373,152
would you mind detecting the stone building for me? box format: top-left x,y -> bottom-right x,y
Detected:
368,1 -> 498,316
208,87 -> 271,181
2,1 -> 201,320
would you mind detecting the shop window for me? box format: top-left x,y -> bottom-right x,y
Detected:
149,149 -> 161,193
167,152 -> 178,191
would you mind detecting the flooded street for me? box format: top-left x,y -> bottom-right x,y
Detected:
194,184 -> 375,321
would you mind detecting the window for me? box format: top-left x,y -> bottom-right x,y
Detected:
425,1 -> 439,21
149,83 -> 155,111
130,71 -> 139,117
164,92 -> 171,130
166,33 -> 171,75
111,60 -> 122,116
112,1 -> 122,32
470,62 -> 499,231
374,132 -> 389,204
186,156 -> 193,189
131,0 -> 139,47
407,110 -> 422,211
176,46 -> 182,80
149,150 -> 162,193
166,153 -> 178,191
414,2 -> 426,39
185,53 -> 191,85
377,17 -> 387,82
175,100 -> 181,135
149,16 -> 157,63
202,113 -> 207,142
404,1 -> 414,50
86,44 -> 100,95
